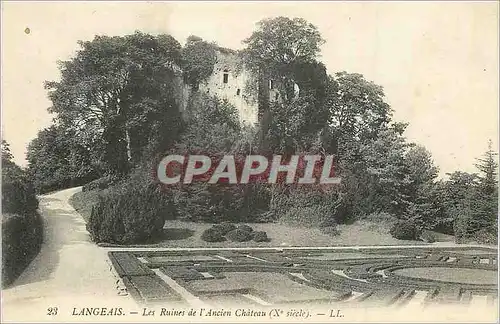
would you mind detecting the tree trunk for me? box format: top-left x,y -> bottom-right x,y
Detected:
257,72 -> 271,153
125,127 -> 132,163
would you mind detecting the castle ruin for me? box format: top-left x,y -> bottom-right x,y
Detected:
177,48 -> 286,126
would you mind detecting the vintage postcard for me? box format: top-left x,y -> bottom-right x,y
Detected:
1,1 -> 498,323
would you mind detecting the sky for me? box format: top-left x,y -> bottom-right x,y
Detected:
1,1 -> 498,177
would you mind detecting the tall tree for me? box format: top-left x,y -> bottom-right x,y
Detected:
404,145 -> 439,187
360,124 -> 412,216
475,139 -> 498,196
45,32 -> 183,175
472,140 -> 498,233
437,171 -> 479,235
403,145 -> 440,229
242,17 -> 325,71
439,142 -> 498,242
2,140 -> 39,214
181,35 -> 217,90
242,17 -> 326,150
1,140 -> 15,168
326,72 -> 393,157
26,125 -> 98,193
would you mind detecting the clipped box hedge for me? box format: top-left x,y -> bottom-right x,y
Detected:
108,252 -> 154,277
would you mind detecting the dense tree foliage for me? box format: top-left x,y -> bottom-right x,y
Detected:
242,17 -> 325,74
45,32 -> 184,175
2,141 -> 39,214
242,17 -> 328,150
181,36 -> 217,89
26,125 -> 99,193
166,93 -> 269,223
327,72 -> 392,144
1,141 -> 42,287
28,18 -> 497,245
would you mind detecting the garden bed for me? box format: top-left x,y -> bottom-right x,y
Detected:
186,272 -> 335,304
107,247 -> 498,308
392,267 -> 497,285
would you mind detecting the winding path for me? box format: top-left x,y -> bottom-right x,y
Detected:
1,187 -> 137,322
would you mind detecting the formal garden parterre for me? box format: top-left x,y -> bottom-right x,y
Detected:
106,246 -> 498,308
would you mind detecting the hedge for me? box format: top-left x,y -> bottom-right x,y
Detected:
87,182 -> 171,244
201,227 -> 226,242
213,223 -> 237,235
225,229 -> 253,242
252,231 -> 269,242
1,213 -> 43,287
108,252 -> 153,277
123,275 -> 183,305
1,162 -> 42,288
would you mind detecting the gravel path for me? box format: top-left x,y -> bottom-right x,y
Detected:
1,187 -> 137,322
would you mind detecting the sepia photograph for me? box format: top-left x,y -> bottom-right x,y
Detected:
1,1 -> 498,322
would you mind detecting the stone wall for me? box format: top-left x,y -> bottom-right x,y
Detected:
174,50 -> 280,126
198,51 -> 259,126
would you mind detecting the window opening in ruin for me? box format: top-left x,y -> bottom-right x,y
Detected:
223,70 -> 229,84
237,89 -> 241,95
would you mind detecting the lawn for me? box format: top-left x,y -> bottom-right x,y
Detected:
300,252 -> 409,260
70,189 -> 437,248
186,272 -> 334,304
96,219 -> 428,248
393,267 -> 498,285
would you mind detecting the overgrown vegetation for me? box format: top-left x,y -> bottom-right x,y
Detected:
29,17 -> 498,245
82,175 -> 120,192
225,229 -> 253,242
200,227 -> 226,242
26,125 -> 99,194
181,35 -> 217,89
442,141 -> 498,244
252,230 -> 269,242
389,221 -> 420,241
2,141 -> 42,287
200,223 -> 266,243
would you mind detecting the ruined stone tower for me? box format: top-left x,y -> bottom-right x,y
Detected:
175,47 -> 284,126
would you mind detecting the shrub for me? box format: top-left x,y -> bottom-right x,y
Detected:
237,224 -> 254,233
226,229 -> 252,242
87,181 -> 173,244
320,225 -> 340,236
255,210 -> 276,223
201,227 -> 226,242
82,175 -> 118,192
363,212 -> 398,225
432,217 -> 455,235
213,222 -> 237,235
2,163 -> 38,215
171,183 -> 247,223
252,231 -> 269,242
1,153 -> 43,288
33,172 -> 98,194
420,230 -> 437,243
1,213 -> 43,288
280,205 -> 332,228
389,220 -> 420,240
470,227 -> 498,245
69,188 -> 104,222
270,186 -> 342,227
171,183 -> 272,224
